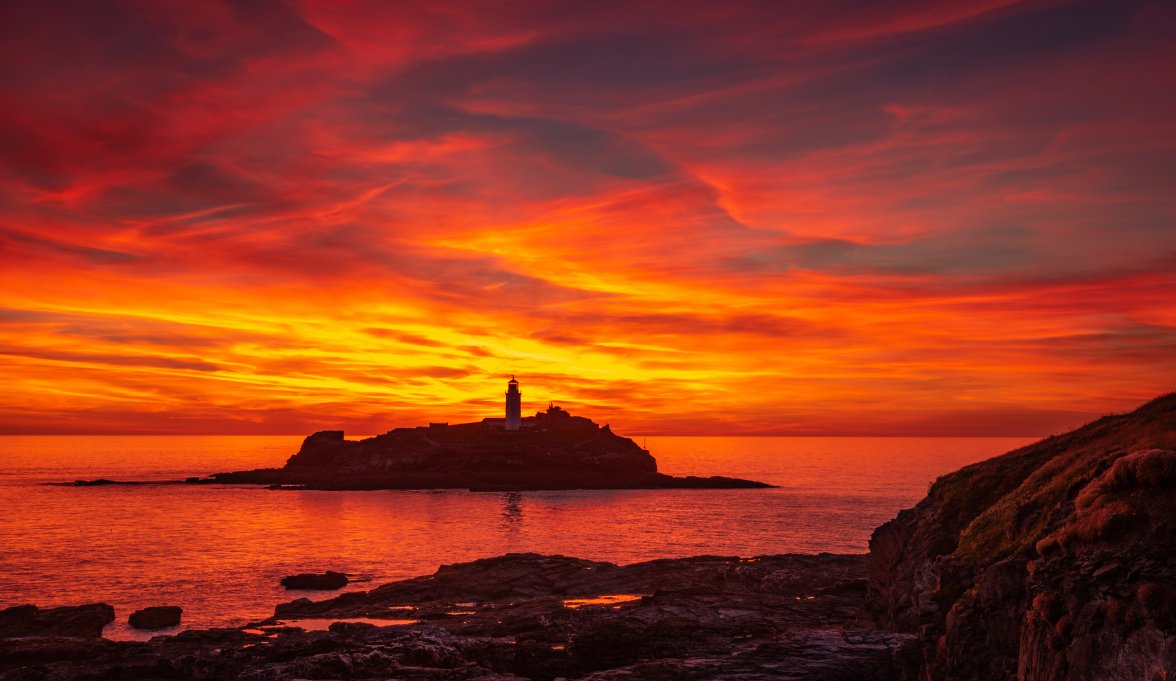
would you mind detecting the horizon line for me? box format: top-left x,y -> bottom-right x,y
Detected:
0,430 -> 1050,438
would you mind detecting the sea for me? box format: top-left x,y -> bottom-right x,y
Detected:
0,435 -> 1032,640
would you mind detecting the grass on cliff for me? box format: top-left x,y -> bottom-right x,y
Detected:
922,393 -> 1176,567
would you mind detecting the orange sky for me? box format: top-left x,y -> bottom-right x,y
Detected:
1,1 -> 1174,435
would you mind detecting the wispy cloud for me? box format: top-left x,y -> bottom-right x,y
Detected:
0,0 -> 1173,434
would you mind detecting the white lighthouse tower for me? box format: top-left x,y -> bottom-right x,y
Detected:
505,376 -> 522,430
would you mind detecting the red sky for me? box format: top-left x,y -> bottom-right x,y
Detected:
1,0 -> 1174,435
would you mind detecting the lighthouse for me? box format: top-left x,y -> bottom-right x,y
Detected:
505,376 -> 522,430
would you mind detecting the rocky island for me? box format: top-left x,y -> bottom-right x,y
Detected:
201,396 -> 772,491
5,393 -> 1173,680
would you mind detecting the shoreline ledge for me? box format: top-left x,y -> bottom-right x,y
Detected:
4,553 -> 891,680
196,406 -> 775,491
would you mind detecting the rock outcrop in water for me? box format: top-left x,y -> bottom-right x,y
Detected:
128,606 -> 182,630
204,405 -> 772,491
281,571 -> 349,590
867,392 -> 1176,680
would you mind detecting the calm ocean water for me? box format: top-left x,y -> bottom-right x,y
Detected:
0,435 -> 1032,639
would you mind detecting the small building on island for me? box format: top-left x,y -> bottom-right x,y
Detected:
505,375 -> 522,430
481,375 -> 530,430
477,376 -> 579,431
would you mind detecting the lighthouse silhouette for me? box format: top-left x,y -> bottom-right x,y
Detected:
505,376 -> 521,430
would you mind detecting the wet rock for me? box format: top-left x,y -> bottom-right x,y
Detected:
128,606 -> 182,630
281,571 -> 349,590
0,603 -> 114,638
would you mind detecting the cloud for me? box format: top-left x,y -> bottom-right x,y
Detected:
0,0 -> 1173,434
0,348 -> 220,372
0,231 -> 143,264
736,227 -> 1040,277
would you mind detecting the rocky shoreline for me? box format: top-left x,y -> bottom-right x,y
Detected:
1,553 -> 913,681
7,393 -> 1174,679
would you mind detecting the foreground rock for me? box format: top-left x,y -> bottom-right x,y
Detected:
868,392 -> 1176,680
0,604 -> 114,639
201,405 -> 773,491
128,606 -> 182,630
281,571 -> 348,590
0,553 -> 916,680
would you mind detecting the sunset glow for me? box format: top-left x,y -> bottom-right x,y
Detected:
1,1 -> 1173,435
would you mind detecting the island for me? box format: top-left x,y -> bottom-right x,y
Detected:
6,392 -> 1173,680
197,378 -> 772,491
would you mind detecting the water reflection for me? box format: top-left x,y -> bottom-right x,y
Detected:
500,492 -> 523,531
562,594 -> 645,609
0,434 -> 1034,636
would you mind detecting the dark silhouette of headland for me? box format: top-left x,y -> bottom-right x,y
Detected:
202,377 -> 772,491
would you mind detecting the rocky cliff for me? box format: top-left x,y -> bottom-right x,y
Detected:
867,393 -> 1176,680
207,406 -> 771,491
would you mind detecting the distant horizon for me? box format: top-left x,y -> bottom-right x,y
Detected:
0,396 -> 1130,439
5,389 -> 1168,438
0,392 -> 1157,439
0,431 -> 1050,438
0,402 -> 1119,438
